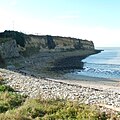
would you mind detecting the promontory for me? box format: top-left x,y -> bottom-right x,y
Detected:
0,30 -> 100,77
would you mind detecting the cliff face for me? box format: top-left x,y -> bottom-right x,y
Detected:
0,30 -> 95,58
0,38 -> 19,59
25,35 -> 94,52
53,36 -> 94,50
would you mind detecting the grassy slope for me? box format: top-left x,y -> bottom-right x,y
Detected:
0,76 -> 120,120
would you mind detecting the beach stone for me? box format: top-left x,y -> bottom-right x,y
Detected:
7,65 -> 16,70
1,68 -> 120,110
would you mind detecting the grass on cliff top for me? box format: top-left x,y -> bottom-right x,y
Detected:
0,38 -> 12,44
0,76 -> 120,120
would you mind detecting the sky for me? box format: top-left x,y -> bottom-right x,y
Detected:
0,0 -> 120,47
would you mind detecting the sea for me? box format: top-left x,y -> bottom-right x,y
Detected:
64,47 -> 120,79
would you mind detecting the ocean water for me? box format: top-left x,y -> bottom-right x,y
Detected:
66,47 -> 120,79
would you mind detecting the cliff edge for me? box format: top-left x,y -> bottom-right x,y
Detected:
0,30 -> 95,58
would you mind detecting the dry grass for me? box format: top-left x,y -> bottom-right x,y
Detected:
0,98 -> 120,120
0,76 -> 120,120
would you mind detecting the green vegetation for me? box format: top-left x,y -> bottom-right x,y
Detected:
0,84 -> 14,92
0,77 -> 119,120
0,38 -> 12,44
0,92 -> 25,113
0,77 -> 26,114
2,30 -> 26,47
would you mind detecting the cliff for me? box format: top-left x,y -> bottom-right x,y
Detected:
0,30 -> 95,59
25,35 -> 94,51
0,38 -> 19,58
0,30 -> 97,63
0,30 -> 100,76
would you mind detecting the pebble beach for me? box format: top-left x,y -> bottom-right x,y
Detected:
1,68 -> 120,112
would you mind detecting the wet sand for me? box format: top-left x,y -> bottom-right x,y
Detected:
50,74 -> 120,91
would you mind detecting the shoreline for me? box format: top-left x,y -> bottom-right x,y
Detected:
5,49 -> 100,78
1,68 -> 120,112
4,49 -> 120,111
49,76 -> 120,91
51,49 -> 101,71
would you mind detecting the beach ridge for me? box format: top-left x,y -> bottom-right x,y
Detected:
1,68 -> 120,112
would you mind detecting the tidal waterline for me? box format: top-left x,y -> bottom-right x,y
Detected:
65,48 -> 120,79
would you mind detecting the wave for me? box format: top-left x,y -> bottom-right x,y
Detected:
70,48 -> 120,79
73,62 -> 120,79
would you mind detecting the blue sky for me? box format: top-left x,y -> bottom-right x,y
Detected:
0,0 -> 120,47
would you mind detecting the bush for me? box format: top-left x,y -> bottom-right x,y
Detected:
4,30 -> 26,47
0,92 -> 25,113
0,97 -> 120,120
0,85 -> 14,92
0,81 -> 119,119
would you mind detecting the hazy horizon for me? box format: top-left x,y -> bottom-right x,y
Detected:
1,0 -> 120,47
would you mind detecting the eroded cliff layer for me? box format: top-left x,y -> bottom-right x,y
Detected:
26,35 -> 94,51
0,30 -> 95,59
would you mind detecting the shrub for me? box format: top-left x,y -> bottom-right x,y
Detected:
0,85 -> 14,92
0,92 -> 25,113
0,98 -> 120,120
0,82 -> 119,119
4,30 -> 26,47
